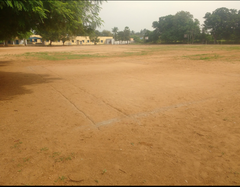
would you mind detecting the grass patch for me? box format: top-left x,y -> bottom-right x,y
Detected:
50,152 -> 75,162
121,50 -> 149,57
54,176 -> 66,183
220,46 -> 240,51
15,50 -> 152,61
183,53 -> 221,60
16,52 -> 105,61
102,169 -> 107,174
10,44 -> 240,61
40,147 -> 49,151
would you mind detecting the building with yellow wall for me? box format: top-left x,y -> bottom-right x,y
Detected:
29,35 -> 114,45
1,35 -> 133,46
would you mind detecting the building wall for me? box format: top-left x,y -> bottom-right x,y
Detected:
1,35 -> 132,46
29,35 -> 113,45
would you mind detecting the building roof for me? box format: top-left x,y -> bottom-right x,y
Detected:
29,37 -> 42,40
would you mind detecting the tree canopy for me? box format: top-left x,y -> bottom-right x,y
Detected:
0,0 -> 105,44
0,0 -> 47,41
151,11 -> 200,43
112,27 -> 118,41
130,7 -> 240,44
204,7 -> 239,43
2,2 -> 240,45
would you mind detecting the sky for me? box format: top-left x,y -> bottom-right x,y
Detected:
97,1 -> 240,32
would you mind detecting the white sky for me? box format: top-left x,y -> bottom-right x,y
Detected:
98,1 -> 240,32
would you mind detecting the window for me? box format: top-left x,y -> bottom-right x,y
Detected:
82,40 -> 84,43
72,40 -> 74,43
46,40 -> 49,42
87,40 -> 89,43
58,40 -> 60,42
101,40 -> 103,43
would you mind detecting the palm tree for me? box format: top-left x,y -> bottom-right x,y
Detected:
112,27 -> 118,41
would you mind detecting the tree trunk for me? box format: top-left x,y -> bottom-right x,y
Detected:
213,36 -> 216,44
4,40 -> 8,47
50,40 -> 52,46
24,39 -> 27,46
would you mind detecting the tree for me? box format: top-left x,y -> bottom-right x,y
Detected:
0,0 -> 47,45
152,11 -> 200,43
0,0 -> 105,46
95,30 -> 102,36
101,30 -> 113,36
140,29 -> 148,37
204,7 -> 237,43
89,31 -> 100,45
112,27 -> 118,41
17,31 -> 33,46
36,0 -> 104,45
132,35 -> 142,43
233,10 -> 240,41
39,30 -> 60,46
117,31 -> 124,42
124,26 -> 130,44
144,30 -> 159,43
198,27 -> 212,44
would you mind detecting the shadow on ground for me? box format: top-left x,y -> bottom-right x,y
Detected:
0,71 -> 61,100
0,61 -> 12,67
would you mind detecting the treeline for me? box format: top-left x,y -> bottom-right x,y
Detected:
112,27 -> 131,42
0,0 -> 105,46
89,26 -> 131,44
92,27 -> 132,42
134,7 -> 240,44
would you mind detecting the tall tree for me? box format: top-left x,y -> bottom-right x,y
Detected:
112,27 -> 118,41
89,31 -> 100,45
204,7 -> 237,43
144,30 -> 159,43
152,11 -> 200,43
0,0 -> 105,46
117,31 -> 124,42
36,0 -> 104,45
124,26 -> 130,43
234,10 -> 240,41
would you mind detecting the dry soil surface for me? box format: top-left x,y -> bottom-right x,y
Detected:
0,45 -> 240,185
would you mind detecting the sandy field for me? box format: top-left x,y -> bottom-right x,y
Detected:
0,44 -> 240,185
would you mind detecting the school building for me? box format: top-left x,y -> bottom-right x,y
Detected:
28,35 -> 114,45
0,35 -> 134,46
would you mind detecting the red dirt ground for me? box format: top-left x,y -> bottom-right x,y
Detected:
0,45 -> 240,185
